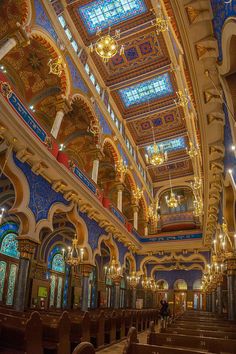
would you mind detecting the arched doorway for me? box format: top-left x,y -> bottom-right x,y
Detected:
173,279 -> 188,314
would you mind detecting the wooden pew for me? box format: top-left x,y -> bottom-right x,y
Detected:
0,311 -> 43,354
42,311 -> 71,354
115,310 -> 126,340
147,331 -> 236,353
162,326 -> 236,339
123,327 -> 215,354
70,311 -> 90,350
89,310 -> 105,348
171,322 -> 236,332
104,310 -> 116,344
72,342 -> 95,354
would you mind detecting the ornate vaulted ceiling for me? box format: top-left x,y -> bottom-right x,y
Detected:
65,0 -> 196,184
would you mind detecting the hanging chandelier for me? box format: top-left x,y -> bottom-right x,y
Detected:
104,257 -> 123,282
132,187 -> 143,203
0,207 -> 5,224
165,190 -> 179,208
141,276 -> 152,289
191,176 -> 202,190
89,28 -> 124,63
127,271 -> 140,288
165,171 -> 180,208
62,234 -> 84,267
174,89 -> 190,107
145,143 -> 168,166
151,3 -> 169,35
186,140 -> 199,158
115,158 -> 128,176
48,56 -> 65,77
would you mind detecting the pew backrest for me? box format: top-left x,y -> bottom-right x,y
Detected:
72,342 -> 95,354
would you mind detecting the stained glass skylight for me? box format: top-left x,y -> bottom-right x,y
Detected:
119,73 -> 173,107
78,0 -> 147,35
146,137 -> 186,154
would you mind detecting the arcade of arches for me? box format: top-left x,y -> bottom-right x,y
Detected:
0,0 -> 236,353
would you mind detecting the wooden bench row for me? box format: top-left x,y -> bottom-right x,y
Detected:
0,308 -> 158,354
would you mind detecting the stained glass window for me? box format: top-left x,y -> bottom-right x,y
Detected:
56,276 -> 63,308
50,275 -> 56,307
51,253 -> 65,273
6,264 -> 17,305
79,0 -> 147,34
0,261 -> 6,301
0,233 -> 20,259
118,73 -> 173,107
146,137 -> 186,154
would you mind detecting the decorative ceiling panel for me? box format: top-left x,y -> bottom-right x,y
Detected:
78,0 -> 147,34
92,30 -> 170,86
146,136 -> 186,155
150,159 -> 193,182
127,108 -> 185,145
118,72 -> 173,107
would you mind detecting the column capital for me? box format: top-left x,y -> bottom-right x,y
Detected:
17,237 -> 38,259
115,183 -> 125,192
80,263 -> 94,276
55,95 -> 71,114
11,23 -> 30,47
90,147 -> 104,161
225,257 -> 236,275
131,204 -> 139,213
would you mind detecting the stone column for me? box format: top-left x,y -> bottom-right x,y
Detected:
225,257 -> 236,321
116,185 -> 124,212
217,283 -> 223,315
114,278 -> 121,309
51,97 -> 71,139
14,238 -> 37,311
144,222 -> 149,236
212,290 -> 216,313
132,205 -> 139,230
208,292 -> 212,312
80,263 -> 93,312
92,159 -> 99,184
132,287 -> 137,309
0,24 -> 29,61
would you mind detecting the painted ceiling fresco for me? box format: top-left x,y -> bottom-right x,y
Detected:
66,0 -> 193,183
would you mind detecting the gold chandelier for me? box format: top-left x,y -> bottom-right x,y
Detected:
141,276 -> 152,289
132,187 -> 143,203
90,28 -> 124,63
174,89 -> 190,107
62,234 -> 84,267
115,158 -> 128,175
186,140 -> 199,158
165,171 -> 180,208
48,56 -> 65,77
191,176 -> 202,190
145,143 -> 168,166
151,3 -> 169,35
127,271 -> 140,288
104,257 -> 123,282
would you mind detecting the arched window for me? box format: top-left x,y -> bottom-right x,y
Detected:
0,233 -> 19,259
51,253 -> 65,273
0,223 -> 19,306
48,246 -> 66,309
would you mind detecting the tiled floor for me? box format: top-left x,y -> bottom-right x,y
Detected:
97,324 -> 159,353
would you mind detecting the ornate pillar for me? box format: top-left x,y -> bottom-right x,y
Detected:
80,263 -> 93,312
144,221 -> 149,236
114,277 -> 122,309
208,292 -> 212,312
132,205 -> 139,230
132,287 -> 137,309
91,150 -> 103,184
217,282 -> 223,315
212,290 -> 216,313
0,24 -> 29,61
14,238 -> 38,311
51,97 -> 71,139
116,184 -> 124,212
225,257 -> 236,321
